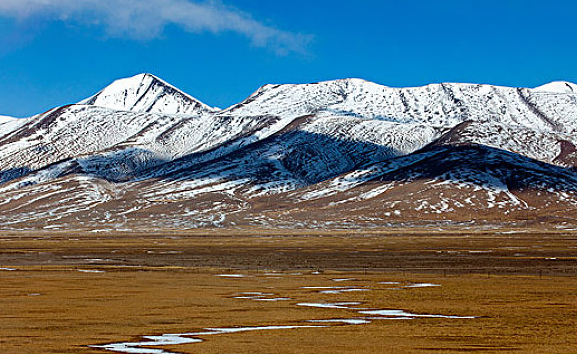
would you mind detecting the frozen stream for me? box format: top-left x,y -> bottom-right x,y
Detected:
91,325 -> 326,354
90,278 -> 476,354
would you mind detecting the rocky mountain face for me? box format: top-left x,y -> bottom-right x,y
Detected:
1,74 -> 577,230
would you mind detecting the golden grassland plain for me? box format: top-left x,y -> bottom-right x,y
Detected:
1,229 -> 577,353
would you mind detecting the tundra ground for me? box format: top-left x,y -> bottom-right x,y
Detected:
1,229 -> 576,353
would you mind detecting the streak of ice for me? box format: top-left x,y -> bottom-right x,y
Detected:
91,334 -> 201,354
92,325 -> 326,354
359,309 -> 476,319
308,318 -> 370,325
201,325 -> 324,334
319,288 -> 369,295
252,298 -> 291,302
77,269 -> 106,273
404,283 -> 441,288
297,302 -> 361,309
301,286 -> 344,289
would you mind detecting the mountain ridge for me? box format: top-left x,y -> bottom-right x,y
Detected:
2,74 -> 577,230
3,75 -> 577,119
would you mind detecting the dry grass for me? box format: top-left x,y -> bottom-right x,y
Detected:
1,230 -> 576,353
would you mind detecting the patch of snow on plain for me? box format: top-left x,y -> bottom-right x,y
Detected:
297,302 -> 361,309
92,325 -> 326,354
319,288 -> 369,295
308,318 -> 370,325
404,283 -> 441,288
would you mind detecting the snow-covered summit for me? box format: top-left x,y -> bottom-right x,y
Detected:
534,81 -> 577,94
0,115 -> 28,138
79,73 -> 218,116
0,115 -> 16,123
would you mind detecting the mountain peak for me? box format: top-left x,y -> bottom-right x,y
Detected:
79,73 -> 218,116
0,115 -> 16,123
533,81 -> 577,94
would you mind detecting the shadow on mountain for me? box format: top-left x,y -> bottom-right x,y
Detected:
0,148 -> 171,187
134,129 -> 403,186
79,147 -> 171,182
0,167 -> 32,184
0,130 -> 401,188
134,130 -> 577,195
366,144 -> 577,193
2,130 -> 577,197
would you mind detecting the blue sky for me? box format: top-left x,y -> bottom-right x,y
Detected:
0,0 -> 576,117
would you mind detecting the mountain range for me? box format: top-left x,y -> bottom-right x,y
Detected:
1,73 -> 577,231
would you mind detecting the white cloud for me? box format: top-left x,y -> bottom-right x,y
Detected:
0,0 -> 311,54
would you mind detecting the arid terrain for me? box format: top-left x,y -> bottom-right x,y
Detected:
1,229 -> 576,353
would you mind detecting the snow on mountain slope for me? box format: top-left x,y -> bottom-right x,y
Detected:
521,89 -> 577,134
0,115 -> 29,138
0,105 -> 302,184
2,145 -> 577,230
224,79 -> 577,133
534,81 -> 577,94
137,112 -> 441,183
275,144 -> 577,226
217,78 -> 577,168
0,174 -> 118,229
0,115 -> 15,123
424,120 -> 571,165
80,73 -> 218,115
76,113 -> 296,181
0,105 -> 176,177
4,75 -> 577,184
0,110 -> 441,199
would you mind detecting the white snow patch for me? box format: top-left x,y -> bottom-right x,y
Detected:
77,269 -> 106,273
307,318 -> 370,325
404,283 -> 441,288
92,325 -> 325,354
359,309 -> 476,319
297,302 -> 361,309
319,288 -> 369,295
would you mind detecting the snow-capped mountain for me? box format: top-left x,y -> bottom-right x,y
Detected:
1,75 -> 577,230
224,79 -> 577,132
80,73 -> 219,115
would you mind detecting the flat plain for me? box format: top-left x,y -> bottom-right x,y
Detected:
1,229 -> 576,353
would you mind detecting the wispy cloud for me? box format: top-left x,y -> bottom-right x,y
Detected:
0,0 -> 311,54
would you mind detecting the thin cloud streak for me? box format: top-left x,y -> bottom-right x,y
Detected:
0,0 -> 311,54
